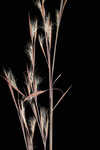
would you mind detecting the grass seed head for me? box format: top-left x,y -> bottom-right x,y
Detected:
29,117 -> 36,138
4,70 -> 17,88
40,107 -> 49,143
44,14 -> 52,47
56,10 -> 60,27
29,16 -> 38,42
26,44 -> 33,63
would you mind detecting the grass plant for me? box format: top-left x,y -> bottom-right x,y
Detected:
2,0 -> 71,150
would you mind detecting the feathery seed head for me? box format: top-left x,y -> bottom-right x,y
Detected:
40,107 -> 49,143
29,70 -> 34,84
44,15 -> 52,46
32,20 -> 38,38
29,117 -> 36,138
26,67 -> 34,91
39,34 -> 44,46
26,44 -> 33,63
56,10 -> 60,27
39,34 -> 46,57
29,16 -> 38,42
4,70 -> 17,88
35,76 -> 42,89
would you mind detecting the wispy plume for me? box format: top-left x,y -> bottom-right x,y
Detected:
29,117 -> 36,139
44,15 -> 52,48
4,70 -> 17,88
26,44 -> 33,63
29,16 -> 38,43
56,10 -> 60,27
40,107 -> 49,148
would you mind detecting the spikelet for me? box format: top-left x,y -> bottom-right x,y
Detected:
40,107 -> 49,145
26,44 -> 33,63
4,70 -> 17,88
39,34 -> 49,64
35,76 -> 42,89
32,20 -> 38,39
29,117 -> 36,138
29,16 -> 38,42
24,73 -> 30,95
26,66 -> 34,92
44,14 -> 52,48
29,69 -> 34,86
38,35 -> 45,56
56,10 -> 60,27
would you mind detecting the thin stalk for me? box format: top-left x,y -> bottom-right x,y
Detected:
52,25 -> 59,77
43,20 -> 53,150
28,25 -> 46,145
8,85 -> 29,150
31,34 -> 46,146
18,112 -> 29,150
43,14 -> 53,150
44,144 -> 46,150
34,81 -> 44,140
52,0 -> 67,77
49,76 -> 53,150
48,50 -> 53,150
53,85 -> 72,111
32,39 -> 35,87
17,98 -> 30,150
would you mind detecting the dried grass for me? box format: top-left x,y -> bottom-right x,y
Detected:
3,0 -> 71,150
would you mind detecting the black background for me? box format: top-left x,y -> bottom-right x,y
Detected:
0,0 -> 72,149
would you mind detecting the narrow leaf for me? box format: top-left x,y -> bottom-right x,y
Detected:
53,85 -> 72,111
24,90 -> 48,102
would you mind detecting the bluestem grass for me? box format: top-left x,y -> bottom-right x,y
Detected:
3,0 -> 71,150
